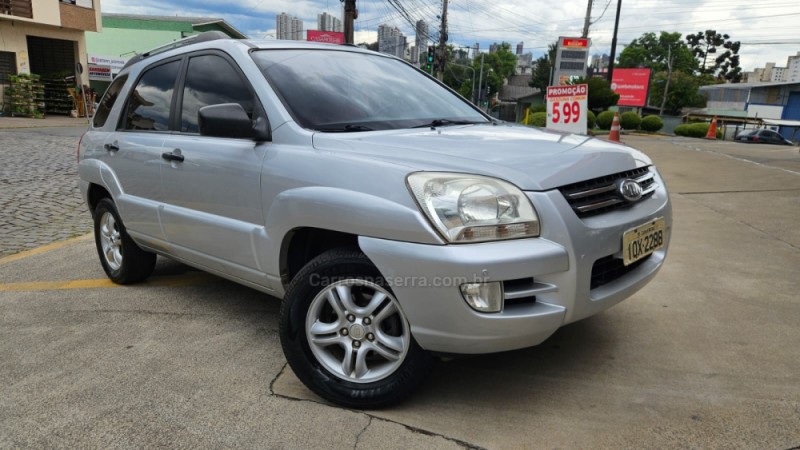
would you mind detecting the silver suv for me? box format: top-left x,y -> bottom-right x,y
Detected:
79,33 -> 671,408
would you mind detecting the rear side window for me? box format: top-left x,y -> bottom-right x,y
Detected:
124,60 -> 180,131
180,54 -> 255,133
93,74 -> 127,128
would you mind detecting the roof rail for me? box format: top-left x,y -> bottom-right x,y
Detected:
120,31 -> 233,71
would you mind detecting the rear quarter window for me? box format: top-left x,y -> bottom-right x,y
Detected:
93,75 -> 128,128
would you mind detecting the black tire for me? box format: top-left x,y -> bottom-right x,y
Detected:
279,247 -> 435,409
93,198 -> 156,284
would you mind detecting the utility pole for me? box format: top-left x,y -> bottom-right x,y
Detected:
582,0 -> 593,38
660,44 -> 673,115
477,53 -> 485,108
343,0 -> 356,45
437,0 -> 449,81
607,0 -> 622,82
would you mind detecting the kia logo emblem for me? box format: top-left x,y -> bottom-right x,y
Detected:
617,179 -> 643,202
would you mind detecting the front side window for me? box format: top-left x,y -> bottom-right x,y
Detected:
180,54 -> 255,133
124,60 -> 180,131
93,74 -> 127,128
251,50 -> 488,131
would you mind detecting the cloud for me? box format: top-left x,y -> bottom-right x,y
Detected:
100,0 -> 800,71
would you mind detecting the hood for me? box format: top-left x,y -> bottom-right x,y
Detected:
311,123 -> 652,191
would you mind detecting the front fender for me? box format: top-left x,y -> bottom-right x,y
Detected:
265,186 -> 442,244
262,186 -> 443,285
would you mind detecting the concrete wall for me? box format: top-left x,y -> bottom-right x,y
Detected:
747,104 -> 784,119
85,27 -> 182,59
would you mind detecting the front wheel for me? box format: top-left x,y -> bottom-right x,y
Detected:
279,248 -> 435,409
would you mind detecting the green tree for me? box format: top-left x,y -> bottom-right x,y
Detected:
618,32 -> 697,73
686,30 -> 742,82
464,42 -> 518,102
649,71 -> 709,114
358,41 -> 379,52
569,77 -> 619,112
529,41 -> 557,91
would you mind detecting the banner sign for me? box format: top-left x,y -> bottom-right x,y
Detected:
307,30 -> 345,45
88,64 -> 112,82
88,54 -> 128,73
546,84 -> 588,134
611,68 -> 651,107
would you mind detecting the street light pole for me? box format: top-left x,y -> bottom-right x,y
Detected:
448,62 -> 476,104
477,53 -> 485,107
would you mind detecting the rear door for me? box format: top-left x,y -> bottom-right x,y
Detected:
105,58 -> 182,244
158,51 -> 269,279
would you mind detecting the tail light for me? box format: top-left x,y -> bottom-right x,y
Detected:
753,136 -> 759,142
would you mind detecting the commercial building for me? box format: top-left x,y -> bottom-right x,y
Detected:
414,20 -> 428,66
84,14 -> 246,93
745,52 -> 800,83
1,0 -> 101,113
277,12 -> 303,40
317,12 -> 342,33
378,24 -> 406,59
699,80 -> 800,142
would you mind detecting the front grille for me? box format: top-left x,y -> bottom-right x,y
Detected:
558,166 -> 657,218
591,255 -> 651,289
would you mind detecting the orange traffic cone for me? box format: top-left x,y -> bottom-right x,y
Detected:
609,112 -> 621,142
705,116 -> 718,140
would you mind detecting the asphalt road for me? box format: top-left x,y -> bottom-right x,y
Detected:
1,134 -> 798,449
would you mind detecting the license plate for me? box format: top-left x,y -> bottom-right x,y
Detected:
622,218 -> 666,266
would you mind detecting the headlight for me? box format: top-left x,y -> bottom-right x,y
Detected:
407,172 -> 540,243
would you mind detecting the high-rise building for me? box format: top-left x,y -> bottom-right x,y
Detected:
414,20 -> 428,66
472,43 -> 480,58
516,42 -> 524,55
787,52 -> 800,82
489,43 -> 498,54
378,24 -> 406,59
277,12 -> 303,40
317,12 -> 343,33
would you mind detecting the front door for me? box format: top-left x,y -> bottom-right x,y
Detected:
158,52 -> 269,280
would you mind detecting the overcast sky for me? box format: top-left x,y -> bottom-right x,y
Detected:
101,0 -> 800,71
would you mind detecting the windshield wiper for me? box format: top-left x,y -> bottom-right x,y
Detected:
317,124 -> 374,133
412,119 -> 487,129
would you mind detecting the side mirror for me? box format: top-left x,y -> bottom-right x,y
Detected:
198,103 -> 271,142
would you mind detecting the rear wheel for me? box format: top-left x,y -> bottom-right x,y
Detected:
279,248 -> 435,408
93,198 -> 156,284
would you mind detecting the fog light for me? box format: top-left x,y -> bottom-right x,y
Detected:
460,282 -> 504,313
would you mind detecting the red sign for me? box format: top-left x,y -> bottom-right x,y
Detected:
611,68 -> 651,107
562,38 -> 589,48
307,30 -> 345,45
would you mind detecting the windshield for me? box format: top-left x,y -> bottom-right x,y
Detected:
251,49 -> 489,132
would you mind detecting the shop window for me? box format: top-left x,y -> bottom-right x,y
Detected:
1,0 -> 33,18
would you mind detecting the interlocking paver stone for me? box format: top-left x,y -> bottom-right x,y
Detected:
0,127 -> 91,257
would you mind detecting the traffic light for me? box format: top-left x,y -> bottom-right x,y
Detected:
426,45 -> 435,73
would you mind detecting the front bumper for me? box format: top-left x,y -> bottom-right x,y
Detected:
359,170 -> 672,354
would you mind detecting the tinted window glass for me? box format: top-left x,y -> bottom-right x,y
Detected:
93,74 -> 127,128
124,60 -> 180,131
181,54 -> 255,133
252,50 -> 487,131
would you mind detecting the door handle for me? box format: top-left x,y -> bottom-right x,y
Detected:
104,143 -> 119,152
161,151 -> 184,162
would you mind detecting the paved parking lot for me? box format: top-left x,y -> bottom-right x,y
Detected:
1,133 -> 798,448
0,127 -> 91,257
